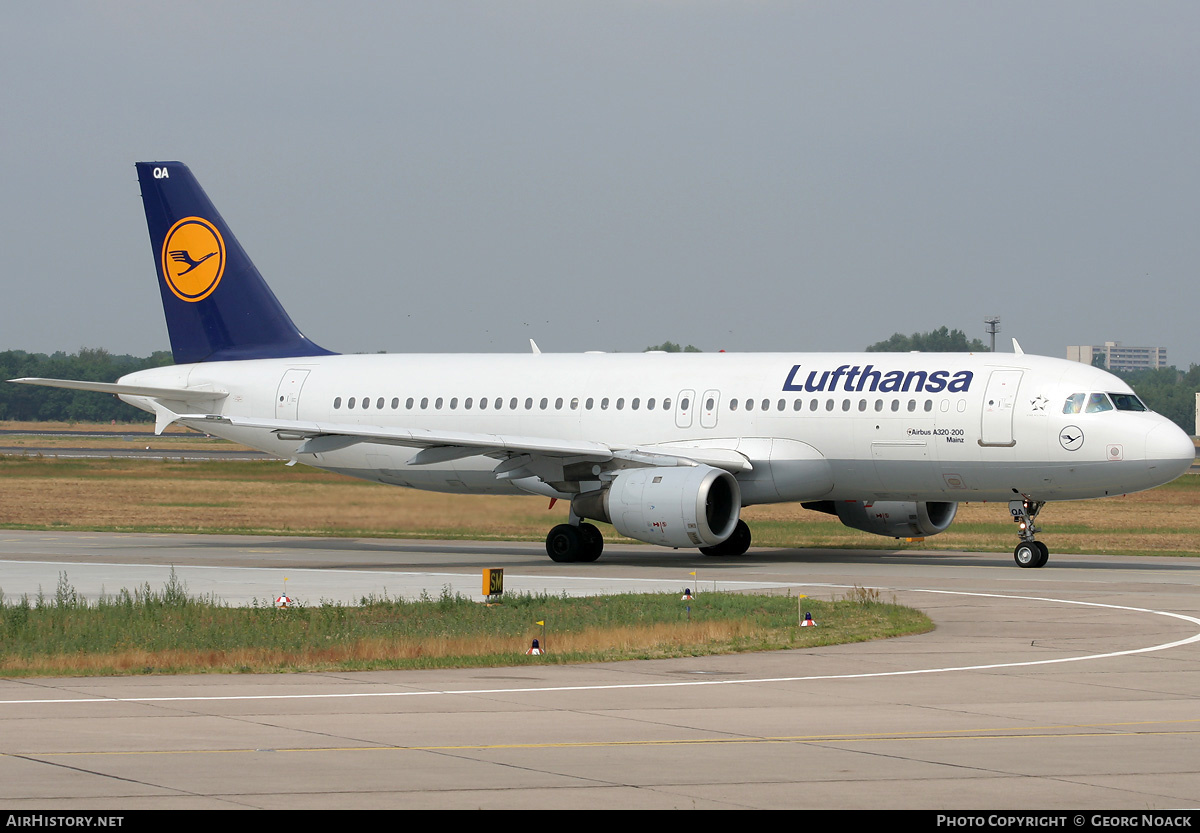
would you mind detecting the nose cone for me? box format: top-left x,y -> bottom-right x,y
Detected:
1146,421 -> 1196,484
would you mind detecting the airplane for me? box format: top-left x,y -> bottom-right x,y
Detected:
11,162 -> 1196,568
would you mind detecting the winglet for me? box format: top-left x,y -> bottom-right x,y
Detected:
1012,338 -> 1024,355
529,339 -> 541,354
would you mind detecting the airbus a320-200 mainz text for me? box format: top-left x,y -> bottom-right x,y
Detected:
12,163 -> 1195,567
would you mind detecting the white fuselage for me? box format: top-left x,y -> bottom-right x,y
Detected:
118,351 -> 1195,506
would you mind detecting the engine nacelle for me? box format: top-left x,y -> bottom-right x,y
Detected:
804,500 -> 958,539
572,465 -> 741,549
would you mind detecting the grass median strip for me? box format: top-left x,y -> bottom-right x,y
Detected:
0,574 -> 930,677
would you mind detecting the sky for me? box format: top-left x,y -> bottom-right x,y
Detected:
1,2 -> 1196,365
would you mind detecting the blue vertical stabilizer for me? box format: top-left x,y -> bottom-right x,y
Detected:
136,161 -> 335,364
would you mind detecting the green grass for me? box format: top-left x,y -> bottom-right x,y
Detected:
0,572 -> 932,677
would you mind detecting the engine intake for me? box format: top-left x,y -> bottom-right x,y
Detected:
573,465 -> 741,549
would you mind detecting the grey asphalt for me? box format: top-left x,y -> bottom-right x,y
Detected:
2,530 -> 1199,809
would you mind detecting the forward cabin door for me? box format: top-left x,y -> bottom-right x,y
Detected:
980,370 -> 1022,447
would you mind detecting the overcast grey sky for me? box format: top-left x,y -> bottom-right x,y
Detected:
1,2 -> 1196,365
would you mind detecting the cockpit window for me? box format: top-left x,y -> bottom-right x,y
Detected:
1062,393 -> 1085,415
1085,393 -> 1113,413
1109,393 -> 1148,412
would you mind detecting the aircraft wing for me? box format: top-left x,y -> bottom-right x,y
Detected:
178,413 -> 752,478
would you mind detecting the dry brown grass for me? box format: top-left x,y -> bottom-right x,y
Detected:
0,419 -> 193,433
1,450 -> 1196,556
0,458 -> 560,537
0,420 -> 251,451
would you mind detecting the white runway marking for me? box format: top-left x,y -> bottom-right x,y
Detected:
4,588 -> 1199,706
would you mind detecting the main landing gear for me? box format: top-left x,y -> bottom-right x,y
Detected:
544,518 -> 753,562
546,522 -> 604,563
700,519 -> 752,557
1010,498 -> 1049,568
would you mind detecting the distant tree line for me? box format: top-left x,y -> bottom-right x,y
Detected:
644,341 -> 702,353
866,327 -> 989,353
0,349 -> 172,422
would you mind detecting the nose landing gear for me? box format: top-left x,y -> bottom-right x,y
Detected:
1010,498 -> 1049,568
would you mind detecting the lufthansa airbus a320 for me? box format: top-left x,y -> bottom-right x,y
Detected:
13,162 -> 1195,567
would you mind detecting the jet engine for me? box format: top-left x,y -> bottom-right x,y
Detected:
803,500 -> 958,539
572,465 -> 741,549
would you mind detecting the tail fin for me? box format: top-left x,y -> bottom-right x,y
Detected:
136,161 -> 334,364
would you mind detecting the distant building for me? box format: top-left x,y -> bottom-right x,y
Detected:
1067,342 -> 1168,373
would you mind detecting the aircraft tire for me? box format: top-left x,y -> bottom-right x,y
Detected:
699,520 -> 752,557
577,523 -> 604,562
1034,541 -> 1050,568
1014,541 -> 1043,568
546,524 -> 581,563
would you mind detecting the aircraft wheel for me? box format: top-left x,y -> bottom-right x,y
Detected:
577,523 -> 604,562
1034,541 -> 1050,568
546,524 -> 581,563
700,520 -> 752,557
1014,541 -> 1043,568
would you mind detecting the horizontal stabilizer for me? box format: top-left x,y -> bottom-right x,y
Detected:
8,377 -> 228,403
